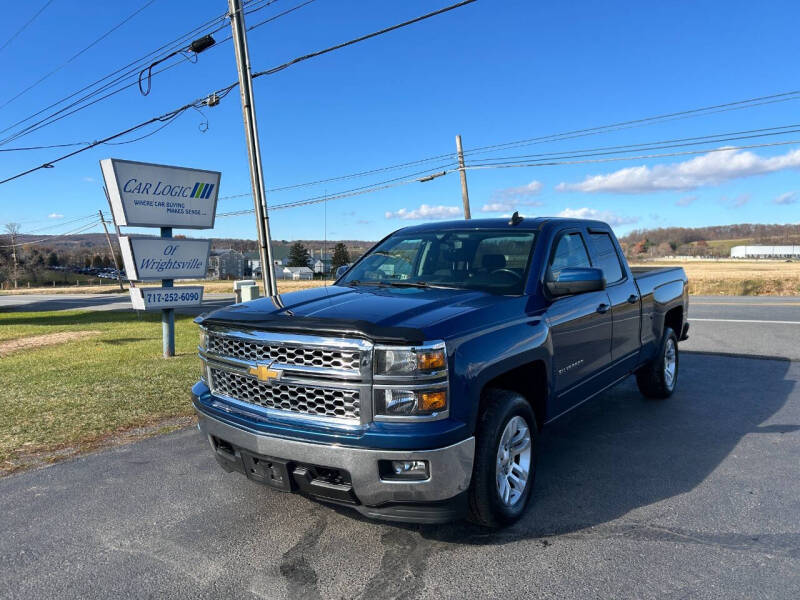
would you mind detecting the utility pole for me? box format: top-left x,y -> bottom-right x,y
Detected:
455,135 -> 471,219
4,223 -> 20,288
228,0 -> 277,296
98,210 -> 125,291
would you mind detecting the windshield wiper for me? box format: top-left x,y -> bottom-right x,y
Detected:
345,280 -> 384,287
384,281 -> 458,290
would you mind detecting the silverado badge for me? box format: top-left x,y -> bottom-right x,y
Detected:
248,363 -> 283,384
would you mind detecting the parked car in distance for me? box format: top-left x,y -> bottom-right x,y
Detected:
192,216 -> 689,527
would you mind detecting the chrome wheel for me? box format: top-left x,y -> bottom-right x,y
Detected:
664,337 -> 677,390
495,416 -> 531,506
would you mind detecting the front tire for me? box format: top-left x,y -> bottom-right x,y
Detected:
468,389 -> 537,528
636,326 -> 679,399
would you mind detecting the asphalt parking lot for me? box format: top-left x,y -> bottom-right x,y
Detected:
1,297 -> 799,598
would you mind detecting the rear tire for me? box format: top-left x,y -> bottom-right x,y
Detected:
636,326 -> 679,399
468,389 -> 537,528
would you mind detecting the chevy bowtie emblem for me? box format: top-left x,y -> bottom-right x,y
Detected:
248,362 -> 282,384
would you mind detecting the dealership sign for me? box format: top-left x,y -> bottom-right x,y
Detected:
129,286 -> 204,311
119,236 -> 211,281
101,158 -> 220,229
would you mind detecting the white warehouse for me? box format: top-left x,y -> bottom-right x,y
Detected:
730,245 -> 800,258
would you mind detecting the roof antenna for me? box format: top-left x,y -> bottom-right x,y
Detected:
508,211 -> 524,226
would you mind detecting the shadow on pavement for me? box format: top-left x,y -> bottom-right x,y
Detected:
339,352 -> 795,544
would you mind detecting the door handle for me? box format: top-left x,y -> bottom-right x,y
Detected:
627,294 -> 639,304
597,303 -> 610,314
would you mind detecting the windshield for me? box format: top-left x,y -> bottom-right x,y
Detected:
338,229 -> 536,294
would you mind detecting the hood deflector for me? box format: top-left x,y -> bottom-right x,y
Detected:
197,312 -> 425,345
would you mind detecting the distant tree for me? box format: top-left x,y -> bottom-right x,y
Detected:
655,242 -> 673,257
287,242 -> 311,267
331,242 -> 350,271
84,256 -> 92,268
47,251 -> 59,267
92,254 -> 104,268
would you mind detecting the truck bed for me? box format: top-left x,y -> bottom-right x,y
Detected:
630,265 -> 685,279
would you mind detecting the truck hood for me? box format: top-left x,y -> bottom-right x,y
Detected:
198,284 -> 510,344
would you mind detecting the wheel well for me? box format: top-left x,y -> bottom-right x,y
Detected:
482,361 -> 548,430
664,306 -> 683,337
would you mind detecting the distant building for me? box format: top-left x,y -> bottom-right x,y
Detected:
730,245 -> 800,258
313,258 -> 332,274
208,249 -> 246,279
282,266 -> 313,280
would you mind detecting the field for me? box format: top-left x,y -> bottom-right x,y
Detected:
0,310 -> 200,474
630,259 -> 800,295
2,262 -> 800,297
0,278 -> 328,295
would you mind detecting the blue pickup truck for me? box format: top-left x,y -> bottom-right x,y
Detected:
193,216 -> 688,527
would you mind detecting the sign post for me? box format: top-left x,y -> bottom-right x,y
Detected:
161,226 -> 174,357
100,158 -> 220,358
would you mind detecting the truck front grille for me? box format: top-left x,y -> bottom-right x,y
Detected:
209,368 -> 360,420
207,332 -> 361,371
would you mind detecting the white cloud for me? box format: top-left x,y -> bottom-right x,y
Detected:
482,180 -> 543,213
385,204 -> 462,221
48,213 -> 64,219
675,195 -> 697,207
556,146 -> 800,194
493,180 -> 542,199
82,176 -> 95,183
556,207 -> 639,227
775,191 -> 797,205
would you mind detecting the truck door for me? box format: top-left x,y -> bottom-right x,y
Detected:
545,230 -> 613,417
588,229 -> 641,369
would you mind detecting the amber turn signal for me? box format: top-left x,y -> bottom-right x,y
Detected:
417,350 -> 446,371
420,391 -> 447,412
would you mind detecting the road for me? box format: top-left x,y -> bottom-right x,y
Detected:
0,292 -> 234,315
2,293 -> 800,360
1,294 -> 799,598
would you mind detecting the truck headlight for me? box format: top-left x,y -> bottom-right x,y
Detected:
374,387 -> 448,417
374,343 -> 446,377
199,327 -> 208,350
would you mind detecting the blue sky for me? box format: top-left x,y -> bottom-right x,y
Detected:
2,0 -> 800,241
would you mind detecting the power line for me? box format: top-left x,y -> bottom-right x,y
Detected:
0,0 -> 55,54
0,219 -> 101,248
461,91 -> 800,159
217,121 -> 800,202
0,0 -> 479,185
219,137 -> 800,215
0,10 -> 228,140
466,123 -> 800,165
0,0 -> 157,110
18,213 -> 98,234
0,142 -> 90,152
251,0 -> 477,78
462,138 -> 800,171
0,0 -> 308,147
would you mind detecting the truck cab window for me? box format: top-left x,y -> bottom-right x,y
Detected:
589,232 -> 624,284
548,232 -> 591,279
340,230 -> 536,294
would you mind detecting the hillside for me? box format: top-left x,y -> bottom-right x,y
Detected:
619,223 -> 800,257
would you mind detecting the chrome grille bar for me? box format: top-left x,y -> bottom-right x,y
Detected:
200,326 -> 373,423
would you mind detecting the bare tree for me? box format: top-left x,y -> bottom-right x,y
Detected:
4,223 -> 20,288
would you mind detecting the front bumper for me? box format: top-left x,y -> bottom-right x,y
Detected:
195,404 -> 475,523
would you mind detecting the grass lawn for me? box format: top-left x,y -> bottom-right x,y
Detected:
0,310 -> 200,474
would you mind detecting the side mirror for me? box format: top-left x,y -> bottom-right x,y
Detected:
335,264 -> 350,279
546,267 -> 605,296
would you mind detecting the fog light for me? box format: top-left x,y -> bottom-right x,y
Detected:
380,459 -> 429,480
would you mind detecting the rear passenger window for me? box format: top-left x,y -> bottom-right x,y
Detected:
549,233 -> 591,278
589,232 -> 624,284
